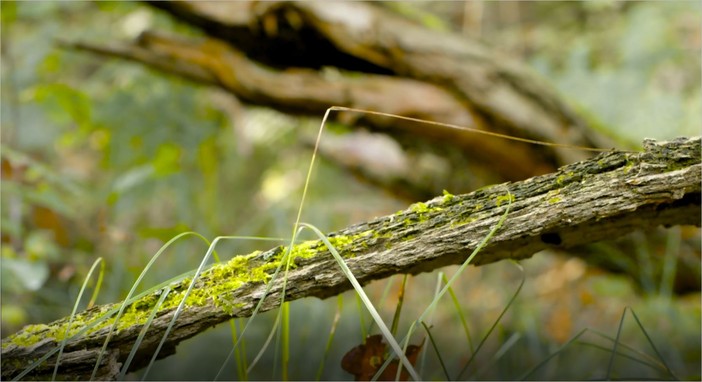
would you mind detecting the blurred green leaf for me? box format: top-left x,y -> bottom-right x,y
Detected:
32,83 -> 92,128
1,304 -> 28,328
591,275 -> 635,298
112,164 -> 154,194
531,2 -> 700,144
1,257 -> 50,292
153,143 -> 181,176
0,1 -> 17,25
25,230 -> 61,261
138,223 -> 192,242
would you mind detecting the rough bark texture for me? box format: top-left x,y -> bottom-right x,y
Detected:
2,137 -> 700,380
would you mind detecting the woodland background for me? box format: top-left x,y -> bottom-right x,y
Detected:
1,1 -> 700,380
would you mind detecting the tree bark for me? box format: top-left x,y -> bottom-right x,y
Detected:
2,137 -> 699,380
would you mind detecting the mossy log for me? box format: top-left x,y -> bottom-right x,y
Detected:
2,137 -> 699,380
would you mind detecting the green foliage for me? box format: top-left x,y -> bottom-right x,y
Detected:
1,2 -> 238,333
527,2 -> 701,145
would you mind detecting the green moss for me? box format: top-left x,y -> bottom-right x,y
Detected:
545,189 -> 562,205
474,183 -> 496,193
373,231 -> 391,240
403,201 -> 444,224
495,194 -> 515,207
441,189 -> 455,204
412,201 -> 444,214
409,201 -> 430,213
451,216 -> 476,228
622,157 -> 636,173
5,248 -> 278,348
3,231 -> 381,349
3,326 -> 46,348
402,234 -> 417,241
556,171 -> 576,186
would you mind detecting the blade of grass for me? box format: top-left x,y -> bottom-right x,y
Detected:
315,294 -> 344,381
86,259 -> 105,309
247,308 -> 282,374
390,275 -> 409,337
141,235 -> 227,380
52,258 -> 104,381
192,235 -> 288,380
273,307 -> 283,379
267,106 -> 331,380
606,307 -> 628,379
118,286 -> 171,379
659,227 -> 681,299
421,321 -> 450,380
327,107 -> 614,153
418,272 -> 444,376
628,307 -> 678,379
17,261 -> 219,380
633,232 -> 656,295
576,340 -> 666,372
142,234 -> 285,379
93,231 -> 216,380
457,261 -> 525,379
473,332 -> 521,379
300,222 -> 422,381
211,231 -> 333,379
442,272 -> 474,354
373,191 -> 512,381
589,329 -> 671,372
229,318 -> 248,381
365,276 -> 397,336
214,236 -> 297,380
357,293 -> 368,340
282,301 -> 290,380
518,328 -> 589,380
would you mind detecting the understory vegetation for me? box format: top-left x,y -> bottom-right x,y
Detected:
1,1 -> 699,380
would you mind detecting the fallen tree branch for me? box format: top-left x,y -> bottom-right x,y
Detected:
2,137 -> 699,380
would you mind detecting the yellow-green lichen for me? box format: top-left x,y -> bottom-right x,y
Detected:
495,194 -> 515,207
556,171 -> 576,186
402,234 -> 417,241
403,201 -> 444,224
450,216 -> 477,228
622,157 -> 636,173
409,201 -> 430,213
441,189 -> 455,204
545,189 -> 562,205
372,231 -> 391,240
